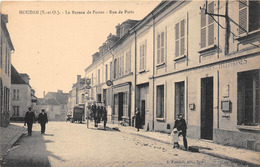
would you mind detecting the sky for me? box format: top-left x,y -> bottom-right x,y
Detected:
1,0 -> 160,98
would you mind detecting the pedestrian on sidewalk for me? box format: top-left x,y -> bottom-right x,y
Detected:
24,107 -> 35,136
135,108 -> 141,131
91,102 -> 98,127
171,128 -> 180,149
38,109 -> 48,134
103,105 -> 107,129
174,114 -> 188,150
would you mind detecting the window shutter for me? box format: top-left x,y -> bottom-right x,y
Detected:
208,1 -> 215,46
157,34 -> 160,64
180,19 -> 185,55
139,45 -> 142,70
239,0 -> 248,35
165,26 -> 167,62
122,54 -> 124,76
161,32 -> 164,63
129,48 -> 131,72
175,23 -> 180,57
201,7 -> 206,48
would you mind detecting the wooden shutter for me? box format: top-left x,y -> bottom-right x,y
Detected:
180,19 -> 185,55
157,34 -> 160,64
208,1 -> 215,46
144,40 -> 147,70
161,32 -> 164,63
239,0 -> 248,35
175,23 -> 180,57
121,54 -> 124,76
140,45 -> 143,70
201,7 -> 206,48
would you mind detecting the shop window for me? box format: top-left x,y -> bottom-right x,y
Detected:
123,92 -> 128,118
156,85 -> 164,118
13,106 -> 19,116
239,0 -> 260,35
200,1 -> 215,49
238,69 -> 260,125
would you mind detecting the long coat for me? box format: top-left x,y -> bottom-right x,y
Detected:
24,111 -> 35,124
38,112 -> 48,124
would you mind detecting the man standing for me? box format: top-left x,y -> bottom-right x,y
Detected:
38,109 -> 48,134
24,107 -> 35,136
174,114 -> 188,150
91,102 -> 97,127
135,108 -> 141,131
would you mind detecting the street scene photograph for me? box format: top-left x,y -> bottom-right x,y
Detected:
0,0 -> 260,166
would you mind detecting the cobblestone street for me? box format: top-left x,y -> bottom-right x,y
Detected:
1,122 -> 249,167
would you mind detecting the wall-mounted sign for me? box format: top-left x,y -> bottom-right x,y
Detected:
222,85 -> 230,98
189,103 -> 195,110
106,80 -> 113,86
85,85 -> 91,89
86,78 -> 91,85
221,100 -> 232,113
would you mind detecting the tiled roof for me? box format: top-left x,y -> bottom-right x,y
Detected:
45,92 -> 69,104
11,65 -> 27,84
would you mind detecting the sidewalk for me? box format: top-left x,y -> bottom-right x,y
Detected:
0,123 -> 26,162
106,123 -> 260,167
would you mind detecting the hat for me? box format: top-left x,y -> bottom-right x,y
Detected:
173,128 -> 177,132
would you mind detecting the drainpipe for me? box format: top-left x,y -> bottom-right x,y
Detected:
152,13 -> 155,131
134,30 -> 137,127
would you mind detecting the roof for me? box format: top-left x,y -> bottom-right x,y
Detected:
11,65 -> 27,84
45,92 -> 69,104
36,98 -> 60,105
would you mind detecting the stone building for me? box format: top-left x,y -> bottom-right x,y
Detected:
83,0 -> 260,150
0,14 -> 15,127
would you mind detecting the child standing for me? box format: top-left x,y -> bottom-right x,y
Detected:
171,128 -> 180,149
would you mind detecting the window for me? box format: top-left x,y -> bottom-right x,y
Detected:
4,87 -> 10,113
175,19 -> 186,57
91,73 -> 93,86
200,1 -> 215,49
98,69 -> 100,84
125,49 -> 131,74
114,59 -> 117,78
5,46 -> 8,73
110,62 -> 112,80
13,106 -> 19,116
121,54 -> 124,76
13,89 -> 16,100
139,40 -> 147,71
239,0 -> 260,35
238,69 -> 260,126
156,85 -> 164,118
105,64 -> 108,81
175,82 -> 185,119
157,31 -> 165,64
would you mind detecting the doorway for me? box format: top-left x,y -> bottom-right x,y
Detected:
141,100 -> 146,126
201,77 -> 213,140
118,93 -> 123,121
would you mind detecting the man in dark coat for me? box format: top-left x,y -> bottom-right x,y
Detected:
91,102 -> 97,127
38,109 -> 48,134
135,108 -> 141,131
24,107 -> 35,136
174,114 -> 188,150
103,106 -> 107,129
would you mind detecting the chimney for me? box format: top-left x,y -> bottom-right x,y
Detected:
77,75 -> 81,82
116,24 -> 121,37
43,91 -> 45,98
20,73 -> 30,84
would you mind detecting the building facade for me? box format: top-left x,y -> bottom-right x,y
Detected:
10,66 -> 33,120
83,0 -> 260,150
0,14 -> 15,127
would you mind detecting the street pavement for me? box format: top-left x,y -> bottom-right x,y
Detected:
1,122 -> 255,167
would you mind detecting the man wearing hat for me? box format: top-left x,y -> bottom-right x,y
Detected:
24,107 -> 35,136
38,109 -> 48,134
174,114 -> 188,150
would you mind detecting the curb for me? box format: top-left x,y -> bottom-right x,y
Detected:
120,129 -> 260,167
0,128 -> 27,163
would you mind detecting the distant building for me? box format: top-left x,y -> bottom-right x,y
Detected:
10,65 -> 34,120
0,14 -> 15,127
36,90 -> 69,121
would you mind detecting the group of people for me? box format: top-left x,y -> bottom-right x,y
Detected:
90,102 -> 107,129
24,107 -> 48,136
